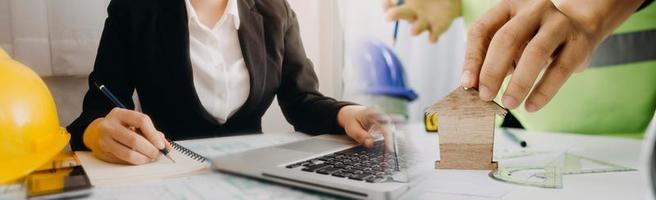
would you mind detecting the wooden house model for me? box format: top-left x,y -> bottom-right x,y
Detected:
426,87 -> 507,170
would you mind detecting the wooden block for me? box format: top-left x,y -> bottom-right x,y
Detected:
439,144 -> 493,164
426,88 -> 507,117
426,87 -> 507,171
435,160 -> 498,170
436,110 -> 497,144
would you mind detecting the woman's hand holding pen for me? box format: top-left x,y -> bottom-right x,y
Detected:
83,108 -> 172,165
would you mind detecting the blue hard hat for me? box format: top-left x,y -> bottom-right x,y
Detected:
354,39 -> 418,101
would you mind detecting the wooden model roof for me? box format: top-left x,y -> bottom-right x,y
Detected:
426,87 -> 508,116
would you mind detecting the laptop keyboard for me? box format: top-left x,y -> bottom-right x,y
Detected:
285,141 -> 399,183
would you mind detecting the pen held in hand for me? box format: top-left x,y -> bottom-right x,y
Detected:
159,148 -> 176,163
94,81 -> 176,163
392,0 -> 405,46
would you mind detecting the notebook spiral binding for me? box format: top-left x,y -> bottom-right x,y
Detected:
169,140 -> 208,162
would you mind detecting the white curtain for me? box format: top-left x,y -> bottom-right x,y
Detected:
338,0 -> 466,123
0,0 -> 109,77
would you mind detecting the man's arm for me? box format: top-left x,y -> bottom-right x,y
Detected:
557,0 -> 646,43
461,0 -> 644,112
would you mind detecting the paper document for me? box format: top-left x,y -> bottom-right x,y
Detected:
176,133 -> 304,158
409,192 -> 500,200
83,133 -> 335,200
401,170 -> 515,199
76,149 -> 209,186
88,173 -> 338,200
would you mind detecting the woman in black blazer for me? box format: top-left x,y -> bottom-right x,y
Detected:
68,0 -> 380,164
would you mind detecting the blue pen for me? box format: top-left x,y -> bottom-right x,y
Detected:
94,81 -> 175,163
392,0 -> 405,46
95,82 -> 126,108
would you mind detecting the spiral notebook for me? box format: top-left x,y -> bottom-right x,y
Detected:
76,141 -> 210,186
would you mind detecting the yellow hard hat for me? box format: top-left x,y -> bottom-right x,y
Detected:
0,48 -> 70,184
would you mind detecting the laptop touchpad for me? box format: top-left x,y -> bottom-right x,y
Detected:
278,138 -> 349,153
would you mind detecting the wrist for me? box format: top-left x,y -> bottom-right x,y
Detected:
337,105 -> 367,128
556,0 -> 605,42
557,0 -> 644,42
83,118 -> 104,151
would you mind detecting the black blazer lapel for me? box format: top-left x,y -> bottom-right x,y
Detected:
158,0 -> 220,125
236,0 -> 267,113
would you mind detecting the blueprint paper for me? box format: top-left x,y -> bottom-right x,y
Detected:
82,133 -> 333,200
401,170 -> 515,199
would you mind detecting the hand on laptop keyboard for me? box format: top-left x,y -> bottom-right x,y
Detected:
339,107 -> 397,151
286,141 -> 399,183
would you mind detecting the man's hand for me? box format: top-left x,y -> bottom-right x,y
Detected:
384,0 -> 462,43
83,108 -> 171,165
338,106 -> 393,149
461,0 -> 643,112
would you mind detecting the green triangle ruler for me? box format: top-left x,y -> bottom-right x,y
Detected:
490,152 -> 636,188
494,148 -> 549,160
490,166 -> 563,188
535,153 -> 636,178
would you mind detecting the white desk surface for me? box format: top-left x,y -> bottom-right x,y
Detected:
82,123 -> 648,200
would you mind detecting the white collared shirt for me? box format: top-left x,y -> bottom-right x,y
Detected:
185,0 -> 250,124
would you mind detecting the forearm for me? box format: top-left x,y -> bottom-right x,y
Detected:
279,93 -> 356,134
557,0 -> 645,42
337,105 -> 367,128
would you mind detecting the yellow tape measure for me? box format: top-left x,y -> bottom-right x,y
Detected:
424,112 -> 438,132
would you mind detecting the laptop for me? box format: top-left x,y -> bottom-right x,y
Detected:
211,134 -> 410,199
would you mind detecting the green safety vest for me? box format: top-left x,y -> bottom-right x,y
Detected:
461,1 -> 656,138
